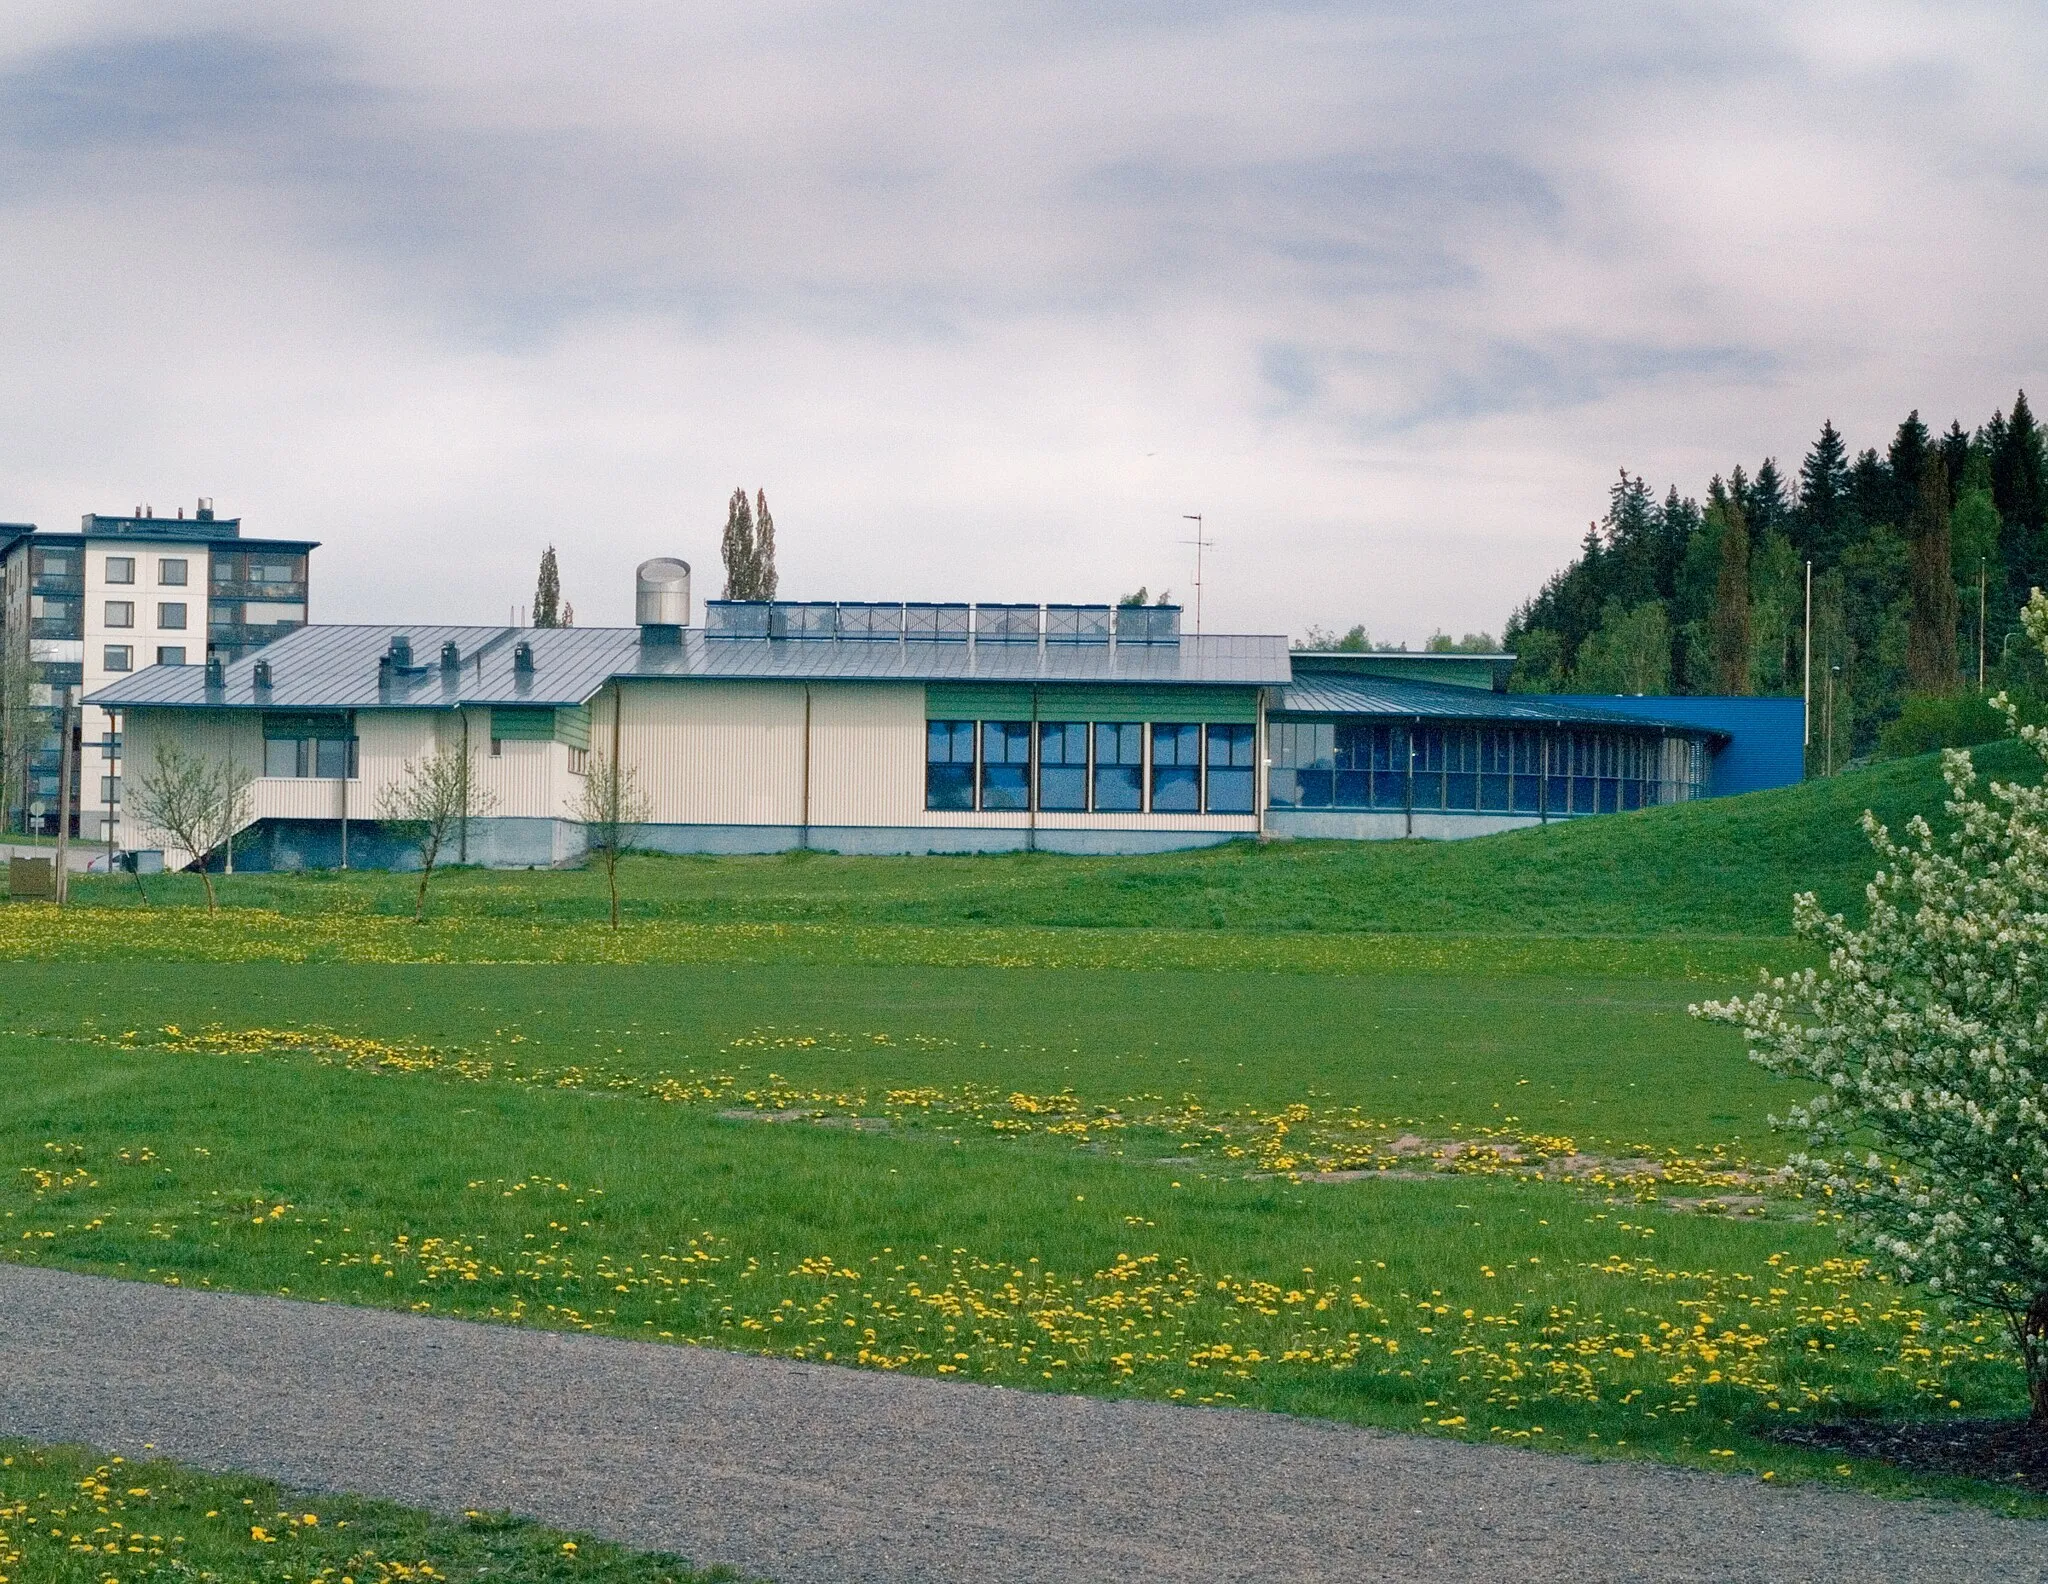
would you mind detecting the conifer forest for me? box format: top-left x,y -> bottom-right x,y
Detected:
1504,393 -> 2048,771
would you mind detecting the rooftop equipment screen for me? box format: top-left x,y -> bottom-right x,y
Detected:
1044,605 -> 1111,645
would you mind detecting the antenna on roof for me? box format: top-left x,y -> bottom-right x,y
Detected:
1180,514 -> 1214,637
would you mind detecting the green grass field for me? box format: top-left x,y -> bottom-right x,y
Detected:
2,745 -> 2042,1522
0,1440 -> 732,1581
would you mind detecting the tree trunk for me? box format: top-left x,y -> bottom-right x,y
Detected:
2026,1291 -> 2048,1423
199,865 -> 217,912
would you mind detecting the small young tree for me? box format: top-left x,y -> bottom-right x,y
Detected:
1700,587 -> 2048,1419
573,750 -> 651,928
128,741 -> 254,911
376,744 -> 496,921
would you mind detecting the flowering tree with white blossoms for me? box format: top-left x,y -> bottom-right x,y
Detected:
1700,590 -> 2048,1423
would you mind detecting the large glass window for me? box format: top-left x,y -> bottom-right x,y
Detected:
1266,721 -> 1334,808
1093,723 -> 1144,811
1150,723 -> 1201,812
264,735 -> 357,779
980,721 -> 1032,810
1205,724 -> 1255,813
925,719 -> 975,810
1038,722 -> 1088,811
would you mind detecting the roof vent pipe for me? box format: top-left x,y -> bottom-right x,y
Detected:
636,557 -> 690,646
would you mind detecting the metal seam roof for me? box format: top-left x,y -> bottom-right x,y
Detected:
1273,673 -> 1729,736
85,623 -> 1294,711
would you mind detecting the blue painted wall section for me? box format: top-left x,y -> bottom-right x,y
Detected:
1543,695 -> 1806,796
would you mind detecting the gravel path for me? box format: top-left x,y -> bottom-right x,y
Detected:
2,1264 -> 2042,1583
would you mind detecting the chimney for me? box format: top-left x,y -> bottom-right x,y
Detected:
440,640 -> 460,677
388,634 -> 412,669
251,659 -> 272,695
513,640 -> 534,674
204,654 -> 225,692
636,557 -> 691,646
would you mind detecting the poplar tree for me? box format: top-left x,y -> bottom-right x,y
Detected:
533,546 -> 561,628
720,488 -> 756,600
752,489 -> 778,602
1905,457 -> 1960,696
1708,486 -> 1751,694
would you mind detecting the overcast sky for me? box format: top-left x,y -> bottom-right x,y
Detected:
1,3 -> 2043,641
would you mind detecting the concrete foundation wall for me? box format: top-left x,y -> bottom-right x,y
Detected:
1267,809 -> 1546,842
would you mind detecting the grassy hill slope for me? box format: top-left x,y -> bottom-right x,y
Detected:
80,737 -> 2040,938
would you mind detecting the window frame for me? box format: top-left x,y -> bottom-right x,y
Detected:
1091,722 -> 1145,812
924,718 -> 977,811
978,720 -> 1032,811
157,557 -> 188,587
1036,721 -> 1089,812
103,599 -> 134,629
155,645 -> 186,667
101,644 -> 133,673
103,556 -> 135,586
1203,723 -> 1256,814
156,601 -> 188,631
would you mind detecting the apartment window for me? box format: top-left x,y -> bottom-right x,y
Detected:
1092,723 -> 1144,812
102,644 -> 132,672
979,721 -> 1032,811
156,646 -> 186,666
567,747 -> 589,775
1150,723 -> 1202,813
104,600 -> 134,628
925,720 -> 975,811
1205,724 -> 1256,813
98,732 -> 122,760
158,558 -> 188,586
104,556 -> 135,585
1037,722 -> 1088,812
157,601 -> 188,630
100,775 -> 122,803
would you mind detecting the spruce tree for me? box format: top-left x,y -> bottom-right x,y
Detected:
1940,420 -> 1971,506
1747,458 -> 1790,543
1888,410 -> 1932,532
1993,392 -> 2046,608
1905,456 -> 1960,696
533,546 -> 561,628
1708,482 -> 1751,694
1850,448 -> 1895,529
1796,420 -> 1851,564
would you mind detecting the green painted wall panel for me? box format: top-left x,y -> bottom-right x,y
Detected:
490,706 -> 556,741
554,705 -> 592,750
925,683 -> 1258,723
